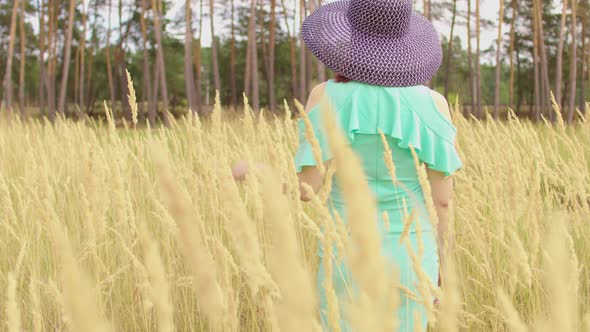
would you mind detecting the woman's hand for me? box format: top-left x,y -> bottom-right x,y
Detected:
433,274 -> 441,306
232,161 -> 267,181
231,160 -> 250,181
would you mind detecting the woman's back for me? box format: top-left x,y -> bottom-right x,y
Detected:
336,135 -> 424,212
295,80 -> 462,232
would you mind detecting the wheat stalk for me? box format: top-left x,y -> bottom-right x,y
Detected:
125,69 -> 138,128
320,98 -> 399,331
6,272 -> 22,332
262,170 -> 320,332
137,223 -> 175,332
496,288 -> 528,332
0,94 -> 588,332
154,147 -> 226,326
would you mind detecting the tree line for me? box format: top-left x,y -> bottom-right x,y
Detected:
0,0 -> 588,124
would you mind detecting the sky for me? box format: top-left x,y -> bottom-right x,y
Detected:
31,0 -> 502,63
189,0 -> 502,63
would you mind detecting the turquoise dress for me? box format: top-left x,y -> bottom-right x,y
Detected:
294,80 -> 462,331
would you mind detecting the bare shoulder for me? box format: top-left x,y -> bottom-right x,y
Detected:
305,82 -> 329,113
429,89 -> 452,122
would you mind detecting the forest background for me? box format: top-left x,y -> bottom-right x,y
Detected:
0,0 -> 586,124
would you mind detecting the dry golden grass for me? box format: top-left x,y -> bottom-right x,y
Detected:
0,87 -> 588,331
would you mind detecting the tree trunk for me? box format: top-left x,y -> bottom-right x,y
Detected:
116,2 -> 125,117
57,0 -> 76,115
246,0 -> 259,110
106,0 -> 116,111
310,0 -> 326,83
151,49 -> 160,124
18,0 -> 26,118
193,0 -> 204,114
86,0 -> 99,113
79,1 -> 87,108
245,5 -> 253,101
281,0 -> 298,100
185,0 -> 196,112
85,51 -> 94,113
299,0 -> 307,101
533,52 -> 541,120
193,39 -> 203,113
580,48 -> 590,117
38,0 -> 46,116
260,3 -> 271,84
2,0 -> 19,112
516,45 -> 523,114
568,0 -> 578,122
556,0 -> 568,113
586,41 -> 590,117
46,0 -> 57,120
475,0 -> 482,117
209,0 -> 221,94
119,0 -> 123,36
493,0 -> 505,119
140,0 -> 153,120
245,33 -> 252,100
536,0 -> 551,119
580,42 -> 590,117
509,0 -> 517,108
251,0 -> 260,111
229,0 -> 237,107
580,13 -> 587,113
75,40 -> 82,110
532,0 -> 541,121
46,0 -> 53,117
269,0 -> 277,111
75,46 -> 80,108
112,2 -> 137,120
153,0 -> 170,125
467,0 -> 475,117
444,0 -> 457,100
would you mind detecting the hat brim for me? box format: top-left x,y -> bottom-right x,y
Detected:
302,0 -> 442,87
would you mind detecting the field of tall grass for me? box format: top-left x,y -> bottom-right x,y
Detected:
0,89 -> 589,331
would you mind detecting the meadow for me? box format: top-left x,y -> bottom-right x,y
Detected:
0,92 -> 589,331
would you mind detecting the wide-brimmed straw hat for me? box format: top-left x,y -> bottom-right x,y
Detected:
301,0 -> 442,87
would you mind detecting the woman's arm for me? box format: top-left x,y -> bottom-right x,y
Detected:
428,90 -> 457,277
297,82 -> 329,201
231,160 -> 325,202
232,82 -> 329,202
427,169 -> 454,271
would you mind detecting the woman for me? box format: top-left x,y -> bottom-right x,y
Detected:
234,0 -> 462,330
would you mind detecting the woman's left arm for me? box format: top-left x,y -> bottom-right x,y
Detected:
295,82 -> 329,201
232,82 -> 329,202
230,161 -> 326,202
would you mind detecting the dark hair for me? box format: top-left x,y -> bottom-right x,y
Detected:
335,73 -> 352,83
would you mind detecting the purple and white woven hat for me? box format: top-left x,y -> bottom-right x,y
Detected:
301,0 -> 442,87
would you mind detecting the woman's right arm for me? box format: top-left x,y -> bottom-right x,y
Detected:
428,90 -> 457,277
427,168 -> 454,272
